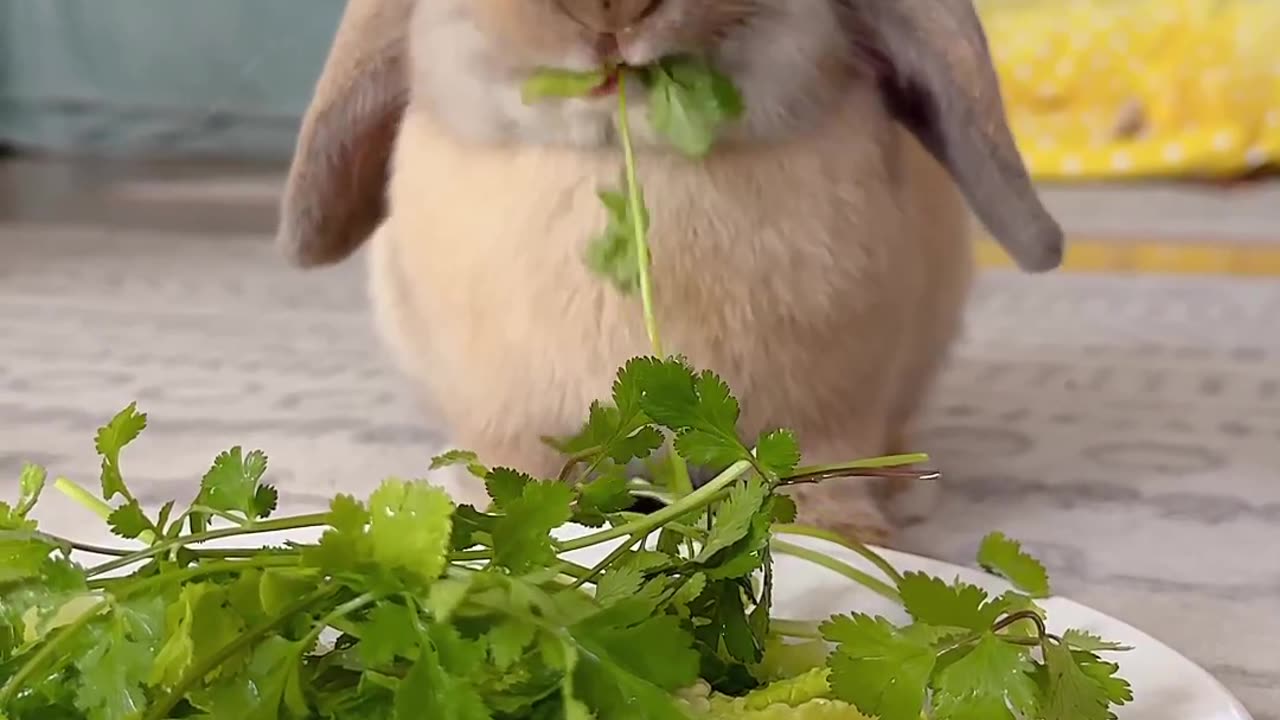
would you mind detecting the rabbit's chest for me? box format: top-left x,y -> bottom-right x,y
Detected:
388,110 -> 905,334
380,106 -> 949,425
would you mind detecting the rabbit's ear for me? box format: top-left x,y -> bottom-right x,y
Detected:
277,0 -> 413,267
844,0 -> 1063,272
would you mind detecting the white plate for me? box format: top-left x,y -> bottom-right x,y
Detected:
560,529 -> 1255,720
33,491 -> 1254,720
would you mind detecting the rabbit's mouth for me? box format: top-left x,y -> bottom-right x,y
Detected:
589,68 -> 622,97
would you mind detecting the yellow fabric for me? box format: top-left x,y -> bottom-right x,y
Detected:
978,0 -> 1280,180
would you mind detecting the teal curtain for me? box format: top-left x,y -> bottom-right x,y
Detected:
0,0 -> 345,158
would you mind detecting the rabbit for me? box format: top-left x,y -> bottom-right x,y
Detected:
275,0 -> 1063,547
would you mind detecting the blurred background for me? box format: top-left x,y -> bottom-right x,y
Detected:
1,0 -> 1278,716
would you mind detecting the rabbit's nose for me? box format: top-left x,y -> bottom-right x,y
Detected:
557,0 -> 663,32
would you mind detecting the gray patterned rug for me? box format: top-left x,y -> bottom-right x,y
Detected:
2,223 -> 1277,716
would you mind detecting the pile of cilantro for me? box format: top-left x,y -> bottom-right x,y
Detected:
0,57 -> 1134,720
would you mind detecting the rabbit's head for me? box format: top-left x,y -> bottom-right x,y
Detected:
278,0 -> 1062,273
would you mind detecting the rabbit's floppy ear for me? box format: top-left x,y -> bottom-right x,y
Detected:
844,0 -> 1063,272
277,0 -> 413,267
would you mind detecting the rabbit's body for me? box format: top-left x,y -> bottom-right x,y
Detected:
278,0 -> 1062,545
370,84 -> 972,538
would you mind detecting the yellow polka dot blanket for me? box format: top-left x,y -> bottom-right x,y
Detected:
979,0 -> 1280,180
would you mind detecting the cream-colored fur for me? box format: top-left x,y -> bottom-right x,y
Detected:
280,0 -> 1062,547
370,83 -> 972,543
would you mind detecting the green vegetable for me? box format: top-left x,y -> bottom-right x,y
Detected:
977,532 -> 1051,598
0,54 -> 1133,720
520,68 -> 610,104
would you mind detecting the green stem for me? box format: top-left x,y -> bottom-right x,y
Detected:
772,524 -> 904,585
189,504 -> 251,527
450,549 -> 493,563
783,454 -> 933,480
770,539 -> 901,604
301,592 -> 383,651
770,618 -> 823,640
993,609 -> 1048,639
0,595 -> 108,707
33,533 -> 132,557
144,585 -> 338,720
523,561 -> 595,586
571,534 -> 642,590
54,477 -> 111,520
85,512 -> 330,578
560,460 -> 752,552
667,439 -> 694,498
101,556 -> 303,597
616,72 -> 662,357
557,445 -> 605,483
54,477 -> 158,544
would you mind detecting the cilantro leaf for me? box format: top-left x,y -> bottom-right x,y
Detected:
1063,629 -> 1134,653
358,602 -> 419,668
252,484 -> 279,519
190,636 -> 310,720
594,566 -> 645,609
72,595 -> 165,720
451,505 -> 498,552
557,358 -> 668,475
106,500 -> 154,540
898,573 -> 1008,632
492,481 -> 573,573
994,591 -> 1048,638
1039,638 -> 1117,720
770,495 -> 798,524
198,446 -> 272,519
630,359 -> 753,472
611,356 -> 651,419
258,568 -> 320,617
16,463 -> 47,517
755,430 -> 801,478
587,186 -> 647,294
573,467 -> 634,527
0,528 -> 56,583
1074,648 -> 1134,707
426,578 -> 474,623
486,618 -> 538,670
564,402 -> 663,467
822,613 -> 937,720
977,532 -> 1051,598
304,493 -> 372,574
690,579 -> 761,664
932,633 -> 1039,720
571,612 -> 699,718
396,634 -> 491,720
485,468 -> 534,510
703,495 -> 774,581
150,582 -> 249,690
645,56 -> 744,157
696,477 -> 769,563
431,449 -> 490,480
368,479 -> 455,586
95,403 -> 146,501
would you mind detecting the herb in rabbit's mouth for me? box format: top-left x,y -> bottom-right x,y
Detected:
591,70 -> 621,96
0,56 -> 1133,720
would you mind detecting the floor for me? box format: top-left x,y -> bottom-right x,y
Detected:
2,155 -> 1278,716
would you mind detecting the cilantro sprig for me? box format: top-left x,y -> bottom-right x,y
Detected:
0,395 -> 1132,719
0,55 -> 1133,720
